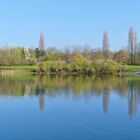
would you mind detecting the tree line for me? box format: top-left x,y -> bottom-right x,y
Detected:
0,28 -> 140,67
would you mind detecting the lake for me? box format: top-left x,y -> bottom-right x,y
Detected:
0,75 -> 140,140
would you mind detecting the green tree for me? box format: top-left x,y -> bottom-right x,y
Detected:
35,48 -> 40,58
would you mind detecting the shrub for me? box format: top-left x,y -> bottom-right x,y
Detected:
44,61 -> 66,73
68,54 -> 95,74
36,57 -> 124,75
36,62 -> 44,73
36,54 -> 95,74
92,59 -> 122,74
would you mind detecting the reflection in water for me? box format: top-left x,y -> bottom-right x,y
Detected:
35,84 -> 46,110
103,91 -> 110,113
0,75 -> 140,117
39,88 -> 46,111
128,80 -> 137,117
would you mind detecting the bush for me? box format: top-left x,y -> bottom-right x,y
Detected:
36,57 -> 124,75
36,54 -> 95,74
44,61 -> 66,73
66,54 -> 95,74
36,62 -> 44,73
92,59 -> 122,74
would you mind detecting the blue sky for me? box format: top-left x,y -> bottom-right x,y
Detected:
0,0 -> 140,51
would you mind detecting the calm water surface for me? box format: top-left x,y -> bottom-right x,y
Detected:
0,75 -> 140,140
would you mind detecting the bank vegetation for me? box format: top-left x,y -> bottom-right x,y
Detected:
0,28 -> 140,75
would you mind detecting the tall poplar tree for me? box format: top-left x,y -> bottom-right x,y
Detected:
128,28 -> 137,65
103,32 -> 110,58
39,33 -> 46,57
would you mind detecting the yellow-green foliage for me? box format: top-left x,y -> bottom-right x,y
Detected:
36,62 -> 44,73
44,61 -> 66,73
93,59 -> 123,74
36,61 -> 66,74
36,54 -> 95,74
36,56 -> 124,75
65,54 -> 95,74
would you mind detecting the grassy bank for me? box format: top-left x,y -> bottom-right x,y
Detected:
0,65 -> 36,71
127,65 -> 140,72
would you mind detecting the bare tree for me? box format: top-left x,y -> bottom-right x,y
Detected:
39,33 -> 46,57
113,49 -> 129,63
103,32 -> 110,58
128,28 -> 137,65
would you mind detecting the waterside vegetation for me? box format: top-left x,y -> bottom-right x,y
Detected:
0,28 -> 140,75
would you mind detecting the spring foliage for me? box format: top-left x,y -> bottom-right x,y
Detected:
36,53 -> 124,75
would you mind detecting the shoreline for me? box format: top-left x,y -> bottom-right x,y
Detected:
0,70 -> 140,76
0,70 -> 36,75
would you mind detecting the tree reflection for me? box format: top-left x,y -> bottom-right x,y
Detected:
128,79 -> 137,118
103,90 -> 110,113
0,75 -> 139,117
35,85 -> 46,111
39,88 -> 46,111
